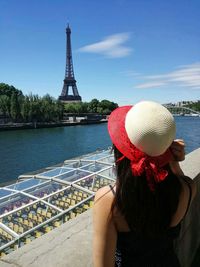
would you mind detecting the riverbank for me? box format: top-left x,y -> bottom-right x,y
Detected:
0,119 -> 108,131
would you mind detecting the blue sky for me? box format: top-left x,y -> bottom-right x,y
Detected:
0,0 -> 199,105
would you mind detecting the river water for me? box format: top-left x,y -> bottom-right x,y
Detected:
0,116 -> 199,185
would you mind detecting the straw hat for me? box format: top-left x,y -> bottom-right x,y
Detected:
108,101 -> 176,190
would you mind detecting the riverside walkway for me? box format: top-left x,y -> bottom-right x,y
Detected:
0,148 -> 200,267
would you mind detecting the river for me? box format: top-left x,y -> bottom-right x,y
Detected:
0,116 -> 200,185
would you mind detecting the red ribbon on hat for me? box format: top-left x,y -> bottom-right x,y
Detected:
117,154 -> 168,191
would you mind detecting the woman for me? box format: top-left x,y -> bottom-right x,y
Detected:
93,101 -> 196,267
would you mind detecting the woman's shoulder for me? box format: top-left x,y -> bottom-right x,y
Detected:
94,185 -> 115,203
93,185 -> 116,225
179,175 -> 197,202
171,175 -> 197,226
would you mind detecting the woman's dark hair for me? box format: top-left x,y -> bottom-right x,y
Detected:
111,145 -> 182,238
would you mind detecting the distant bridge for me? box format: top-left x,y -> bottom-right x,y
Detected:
164,105 -> 200,116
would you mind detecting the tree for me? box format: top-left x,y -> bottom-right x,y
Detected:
21,96 -> 30,122
0,95 -> 10,116
98,100 -> 118,114
55,101 -> 64,121
63,99 -> 118,114
28,95 -> 42,122
64,103 -> 77,113
81,102 -> 89,113
10,92 -> 21,121
88,99 -> 99,113
73,103 -> 83,114
0,83 -> 23,98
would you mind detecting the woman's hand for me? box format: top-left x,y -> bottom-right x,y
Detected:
169,139 -> 185,177
170,139 -> 185,162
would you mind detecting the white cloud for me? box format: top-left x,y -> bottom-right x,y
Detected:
78,33 -> 132,58
136,81 -> 167,89
135,62 -> 200,89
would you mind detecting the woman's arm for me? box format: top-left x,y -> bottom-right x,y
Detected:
169,139 -> 197,201
169,139 -> 185,177
93,186 -> 117,267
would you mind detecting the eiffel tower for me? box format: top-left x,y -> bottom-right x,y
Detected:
59,25 -> 82,102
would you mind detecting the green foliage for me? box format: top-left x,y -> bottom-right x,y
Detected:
88,98 -> 99,113
10,92 -> 21,121
22,94 -> 65,122
64,98 -> 118,114
0,83 -> 118,123
0,83 -> 23,118
186,101 -> 200,112
98,99 -> 118,115
55,100 -> 64,121
0,83 -> 65,123
64,103 -> 77,113
0,95 -> 10,116
0,83 -> 23,97
21,96 -> 30,121
80,102 -> 88,113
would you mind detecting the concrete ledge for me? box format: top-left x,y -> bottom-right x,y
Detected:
1,148 -> 200,267
180,148 -> 200,179
176,149 -> 200,267
0,210 -> 93,267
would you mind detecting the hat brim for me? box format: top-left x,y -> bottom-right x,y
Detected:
108,106 -> 173,167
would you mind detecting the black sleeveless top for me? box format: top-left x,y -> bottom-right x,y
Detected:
109,179 -> 192,267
